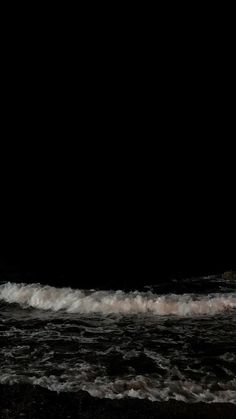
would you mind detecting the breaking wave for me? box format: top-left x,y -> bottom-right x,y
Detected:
1,373 -> 236,403
1,282 -> 236,316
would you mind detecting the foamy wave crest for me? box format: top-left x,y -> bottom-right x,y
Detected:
1,282 -> 236,315
1,373 -> 236,403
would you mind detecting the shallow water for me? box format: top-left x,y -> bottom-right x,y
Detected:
0,275 -> 236,403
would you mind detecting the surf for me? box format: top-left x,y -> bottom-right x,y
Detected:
1,282 -> 236,316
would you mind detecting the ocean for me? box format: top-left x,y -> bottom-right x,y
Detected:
0,274 -> 236,404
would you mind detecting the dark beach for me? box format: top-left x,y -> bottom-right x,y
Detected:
0,383 -> 236,419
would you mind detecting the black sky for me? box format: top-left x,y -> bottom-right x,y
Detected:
1,16 -> 234,288
1,146 -> 235,289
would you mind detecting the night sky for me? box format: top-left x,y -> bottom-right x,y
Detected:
1,149 -> 235,289
1,1 -> 235,290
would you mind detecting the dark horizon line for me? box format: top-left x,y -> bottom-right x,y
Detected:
0,258 -> 235,283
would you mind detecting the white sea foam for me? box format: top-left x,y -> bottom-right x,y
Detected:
1,282 -> 236,316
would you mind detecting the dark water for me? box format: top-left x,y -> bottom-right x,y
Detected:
0,275 -> 236,403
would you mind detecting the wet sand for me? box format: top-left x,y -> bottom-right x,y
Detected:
0,384 -> 235,419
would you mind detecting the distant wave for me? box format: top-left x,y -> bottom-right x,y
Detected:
1,282 -> 236,316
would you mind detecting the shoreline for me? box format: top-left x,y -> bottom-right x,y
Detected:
0,384 -> 235,419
